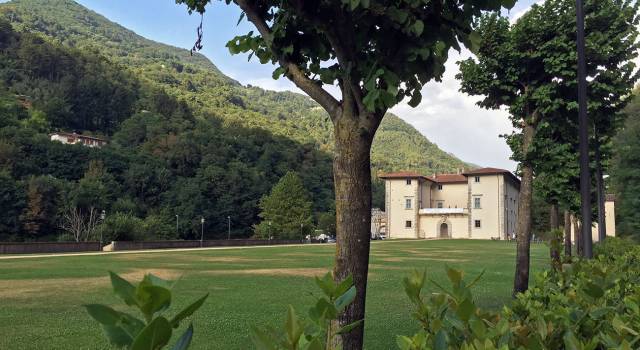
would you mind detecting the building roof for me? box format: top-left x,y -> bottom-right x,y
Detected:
426,174 -> 467,184
50,132 -> 107,142
463,167 -> 521,185
379,171 -> 429,180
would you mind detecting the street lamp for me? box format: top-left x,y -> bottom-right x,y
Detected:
175,215 -> 179,237
200,217 -> 205,247
300,223 -> 304,243
99,210 -> 106,246
268,221 -> 272,241
227,216 -> 231,240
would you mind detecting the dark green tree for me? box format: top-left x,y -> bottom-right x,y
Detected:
177,2 -> 516,345
20,175 -> 63,239
0,171 -> 25,239
254,172 -> 313,240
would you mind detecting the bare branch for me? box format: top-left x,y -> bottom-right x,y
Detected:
235,0 -> 341,119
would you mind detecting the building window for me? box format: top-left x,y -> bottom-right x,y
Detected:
475,220 -> 481,228
405,198 -> 412,209
405,220 -> 412,228
406,178 -> 412,185
437,184 -> 443,190
474,197 -> 481,209
475,176 -> 480,183
437,202 -> 443,208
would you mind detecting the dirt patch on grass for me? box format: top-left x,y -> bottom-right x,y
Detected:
202,268 -> 329,278
380,257 -> 407,262
0,268 -> 183,299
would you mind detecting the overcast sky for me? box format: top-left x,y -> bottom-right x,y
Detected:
74,0 -> 545,171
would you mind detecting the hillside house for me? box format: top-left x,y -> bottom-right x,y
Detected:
50,132 -> 107,148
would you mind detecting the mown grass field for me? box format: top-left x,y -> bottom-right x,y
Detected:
0,240 -> 547,349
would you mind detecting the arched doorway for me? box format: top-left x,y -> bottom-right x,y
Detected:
439,223 -> 449,238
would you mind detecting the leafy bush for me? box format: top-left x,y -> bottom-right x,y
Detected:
99,212 -> 144,241
251,272 -> 361,349
594,236 -> 637,258
399,246 -> 640,349
85,271 -> 208,350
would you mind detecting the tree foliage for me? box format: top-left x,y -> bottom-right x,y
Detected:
254,172 -> 314,240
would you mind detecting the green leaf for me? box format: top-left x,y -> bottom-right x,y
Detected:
334,275 -> 353,298
305,337 -> 324,350
456,298 -> 475,322
336,319 -> 363,335
136,282 -> 172,319
170,294 -> 209,328
85,304 -> 122,325
110,271 -> 138,307
434,329 -> 448,350
172,324 -> 194,350
583,282 -> 604,299
250,326 -> 279,350
349,0 -> 359,11
131,316 -> 172,350
237,12 -> 245,26
446,267 -> 463,286
334,285 -> 356,312
413,20 -> 424,36
285,305 -> 303,346
314,272 -> 335,297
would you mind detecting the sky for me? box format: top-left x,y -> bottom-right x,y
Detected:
73,0 -> 543,171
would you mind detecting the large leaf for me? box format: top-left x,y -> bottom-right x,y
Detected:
131,316 -> 172,350
170,294 -> 209,328
334,285 -> 356,313
85,304 -> 123,326
110,271 -> 138,306
172,324 -> 194,350
137,284 -> 172,319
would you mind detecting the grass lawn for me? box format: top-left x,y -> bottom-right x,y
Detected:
0,240 -> 548,349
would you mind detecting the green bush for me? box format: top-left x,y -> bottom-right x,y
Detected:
594,236 -> 637,258
399,246 -> 640,349
100,212 -> 144,241
85,271 -> 208,350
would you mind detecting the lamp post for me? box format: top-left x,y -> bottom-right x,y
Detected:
99,210 -> 106,246
300,223 -> 304,244
227,216 -> 231,240
175,215 -> 179,237
200,217 -> 205,247
576,0 -> 593,258
268,221 -> 272,241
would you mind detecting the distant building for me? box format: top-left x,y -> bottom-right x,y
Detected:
50,132 -> 107,148
371,208 -> 386,238
570,194 -> 617,241
380,168 -> 521,240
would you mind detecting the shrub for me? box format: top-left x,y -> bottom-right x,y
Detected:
85,271 -> 208,350
399,246 -> 640,349
100,212 -> 144,241
594,236 -> 637,258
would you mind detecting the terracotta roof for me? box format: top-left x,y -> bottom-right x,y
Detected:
426,174 -> 467,184
379,171 -> 428,180
463,167 -> 512,175
463,167 -> 521,185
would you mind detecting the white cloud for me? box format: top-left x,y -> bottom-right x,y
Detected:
390,49 -> 517,171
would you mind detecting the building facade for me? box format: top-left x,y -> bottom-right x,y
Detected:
50,132 -> 107,148
381,168 -> 521,240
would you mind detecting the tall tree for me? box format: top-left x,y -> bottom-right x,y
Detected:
612,90 -> 640,238
254,171 -> 313,240
178,1 -> 516,347
458,0 -> 638,293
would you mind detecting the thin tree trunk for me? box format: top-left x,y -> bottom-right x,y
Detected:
564,210 -> 572,257
549,203 -> 560,269
332,114 -> 375,350
594,138 -> 606,242
574,218 -> 583,257
513,122 -> 535,296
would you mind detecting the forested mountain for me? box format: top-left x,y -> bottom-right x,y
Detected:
0,0 -> 471,241
0,0 -> 468,173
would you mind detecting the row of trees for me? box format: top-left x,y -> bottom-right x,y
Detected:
457,0 -> 638,293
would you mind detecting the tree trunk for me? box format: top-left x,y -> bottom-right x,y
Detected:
332,113 -> 375,350
513,122 -> 535,296
594,139 -> 606,242
564,210 -> 572,257
549,203 -> 560,269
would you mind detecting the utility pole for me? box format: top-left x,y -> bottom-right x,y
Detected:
576,0 -> 593,258
227,216 -> 231,240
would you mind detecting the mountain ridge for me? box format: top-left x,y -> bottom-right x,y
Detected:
0,0 -> 473,175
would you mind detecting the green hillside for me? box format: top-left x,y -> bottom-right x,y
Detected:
0,0 -> 470,175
